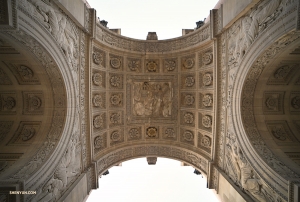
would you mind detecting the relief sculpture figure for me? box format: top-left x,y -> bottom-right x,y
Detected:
226,134 -> 267,202
133,82 -> 172,117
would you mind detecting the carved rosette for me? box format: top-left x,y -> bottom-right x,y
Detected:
146,127 -> 158,138
271,126 -> 287,141
109,74 -> 122,89
18,65 -> 34,79
185,76 -> 195,87
110,93 -> 122,107
164,128 -> 176,139
164,59 -> 176,71
202,115 -> 212,128
202,52 -> 213,65
203,73 -> 213,86
184,94 -> 195,106
93,114 -> 104,129
110,57 -> 122,69
291,96 -> 300,109
202,94 -> 213,107
128,59 -> 140,72
94,135 -> 105,149
93,51 -> 104,65
93,94 -> 104,108
111,130 -> 121,142
21,127 -> 35,141
2,96 -> 16,110
201,136 -> 211,148
183,58 -> 194,69
274,65 -> 292,79
183,130 -> 194,142
183,112 -> 194,124
28,96 -> 42,111
146,60 -> 158,72
265,96 -> 278,110
128,128 -> 141,140
110,112 -> 122,125
92,73 -> 102,86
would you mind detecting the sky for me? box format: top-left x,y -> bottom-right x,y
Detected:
87,0 -> 219,40
85,0 -> 220,201
86,158 -> 221,202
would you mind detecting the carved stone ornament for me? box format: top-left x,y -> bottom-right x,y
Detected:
146,127 -> 158,138
93,51 -> 103,65
110,57 -> 121,69
165,128 -> 175,138
146,61 -> 158,72
265,96 -> 278,110
203,73 -> 213,86
201,136 -> 211,147
21,127 -> 36,141
185,76 -> 195,87
183,131 -> 194,142
202,52 -> 213,65
184,112 -> 194,124
18,65 -> 33,79
29,96 -> 42,111
110,75 -> 121,87
93,94 -> 104,108
93,115 -> 104,129
271,126 -> 287,141
110,113 -> 121,124
165,60 -> 176,71
202,94 -> 213,107
94,135 -> 104,149
129,128 -> 140,139
183,58 -> 194,69
291,96 -> 300,109
184,94 -> 195,106
110,94 -> 122,106
92,73 -> 102,86
111,131 -> 121,142
274,65 -> 292,79
3,96 -> 16,110
133,81 -> 172,117
202,115 -> 212,128
128,59 -> 140,71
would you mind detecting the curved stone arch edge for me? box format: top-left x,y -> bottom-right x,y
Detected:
95,145 -> 212,184
1,11 -> 80,191
229,22 -> 300,201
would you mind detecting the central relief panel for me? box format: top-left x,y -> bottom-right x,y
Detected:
126,75 -> 178,124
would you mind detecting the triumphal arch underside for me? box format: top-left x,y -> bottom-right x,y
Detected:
0,0 -> 300,201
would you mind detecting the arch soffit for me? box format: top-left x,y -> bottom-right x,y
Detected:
229,1 -> 300,187
0,4 -> 79,188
